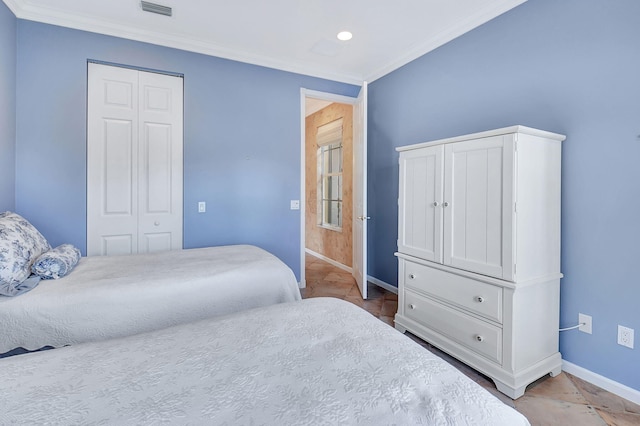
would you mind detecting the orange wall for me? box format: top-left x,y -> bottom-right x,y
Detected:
305,103 -> 353,267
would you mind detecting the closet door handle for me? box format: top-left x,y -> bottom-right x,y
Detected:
432,201 -> 439,207
442,202 -> 449,207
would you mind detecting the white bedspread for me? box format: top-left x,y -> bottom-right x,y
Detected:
0,298 -> 529,425
0,245 -> 300,353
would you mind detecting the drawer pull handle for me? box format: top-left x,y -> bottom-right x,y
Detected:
475,296 -> 484,303
475,335 -> 484,342
408,304 -> 416,310
409,274 -> 416,279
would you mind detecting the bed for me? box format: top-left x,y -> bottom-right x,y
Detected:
0,244 -> 301,354
0,298 -> 529,425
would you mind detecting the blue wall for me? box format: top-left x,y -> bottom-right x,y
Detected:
0,2 -> 15,211
368,0 -> 640,391
14,21 -> 359,279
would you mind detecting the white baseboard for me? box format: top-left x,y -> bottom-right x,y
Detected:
367,275 -> 398,295
305,249 -> 352,273
304,249 -> 398,295
562,360 -> 640,405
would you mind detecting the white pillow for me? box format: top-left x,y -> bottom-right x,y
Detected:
32,244 -> 81,280
0,212 -> 51,288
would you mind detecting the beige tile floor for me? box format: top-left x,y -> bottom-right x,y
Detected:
302,254 -> 640,426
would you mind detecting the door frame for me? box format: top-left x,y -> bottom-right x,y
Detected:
299,88 -> 365,290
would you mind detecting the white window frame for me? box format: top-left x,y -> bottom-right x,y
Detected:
316,118 -> 344,232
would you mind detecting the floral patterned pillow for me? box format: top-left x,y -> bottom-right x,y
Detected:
32,244 -> 81,279
0,212 -> 51,288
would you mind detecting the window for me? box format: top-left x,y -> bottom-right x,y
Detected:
317,118 -> 343,230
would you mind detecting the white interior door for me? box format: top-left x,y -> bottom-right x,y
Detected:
352,83 -> 368,299
137,71 -> 184,253
87,63 -> 183,256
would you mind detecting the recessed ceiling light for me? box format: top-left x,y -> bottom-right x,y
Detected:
337,31 -> 353,41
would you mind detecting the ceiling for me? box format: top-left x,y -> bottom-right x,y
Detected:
3,0 -> 526,84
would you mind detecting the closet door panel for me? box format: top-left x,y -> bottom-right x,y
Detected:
87,64 -> 139,256
141,123 -> 172,213
137,71 -> 183,252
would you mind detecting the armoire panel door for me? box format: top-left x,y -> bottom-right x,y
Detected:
398,145 -> 443,262
87,63 -> 183,256
443,136 -> 513,279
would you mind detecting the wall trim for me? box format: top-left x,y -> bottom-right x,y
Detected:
8,0 -> 363,84
562,360 -> 640,405
7,0 -> 526,85
305,248 -> 352,273
364,0 -> 527,82
368,276 -> 398,294
305,248 -> 398,295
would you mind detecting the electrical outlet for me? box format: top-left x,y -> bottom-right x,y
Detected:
618,325 -> 634,349
578,313 -> 592,334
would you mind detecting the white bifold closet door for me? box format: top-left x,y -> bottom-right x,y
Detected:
87,62 -> 183,256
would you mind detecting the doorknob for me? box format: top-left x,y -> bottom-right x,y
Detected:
357,216 -> 371,220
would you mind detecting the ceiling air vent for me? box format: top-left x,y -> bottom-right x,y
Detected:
141,1 -> 172,16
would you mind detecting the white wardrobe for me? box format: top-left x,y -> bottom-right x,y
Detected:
87,63 -> 184,256
394,125 -> 565,399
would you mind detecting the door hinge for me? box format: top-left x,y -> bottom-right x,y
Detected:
514,264 -> 517,275
514,202 -> 517,213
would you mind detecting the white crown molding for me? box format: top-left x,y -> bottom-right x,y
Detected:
562,360 -> 640,405
5,0 -> 525,86
5,0 -> 364,85
2,0 -> 22,15
365,0 -> 527,82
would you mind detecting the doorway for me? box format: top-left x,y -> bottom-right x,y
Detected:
300,86 -> 368,298
304,101 -> 353,269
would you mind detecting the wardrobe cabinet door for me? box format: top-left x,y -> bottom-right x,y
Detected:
443,136 -> 514,279
398,146 -> 444,262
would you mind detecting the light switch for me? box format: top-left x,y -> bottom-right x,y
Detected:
198,201 -> 206,213
290,200 -> 300,210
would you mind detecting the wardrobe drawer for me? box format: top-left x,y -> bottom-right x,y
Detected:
404,290 -> 502,364
403,260 -> 503,323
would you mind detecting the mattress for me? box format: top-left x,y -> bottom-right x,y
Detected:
0,298 -> 530,425
0,245 -> 300,353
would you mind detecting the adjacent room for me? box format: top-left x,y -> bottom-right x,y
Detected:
1,0 -> 638,424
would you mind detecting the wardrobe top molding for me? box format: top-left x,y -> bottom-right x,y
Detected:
396,125 -> 566,152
